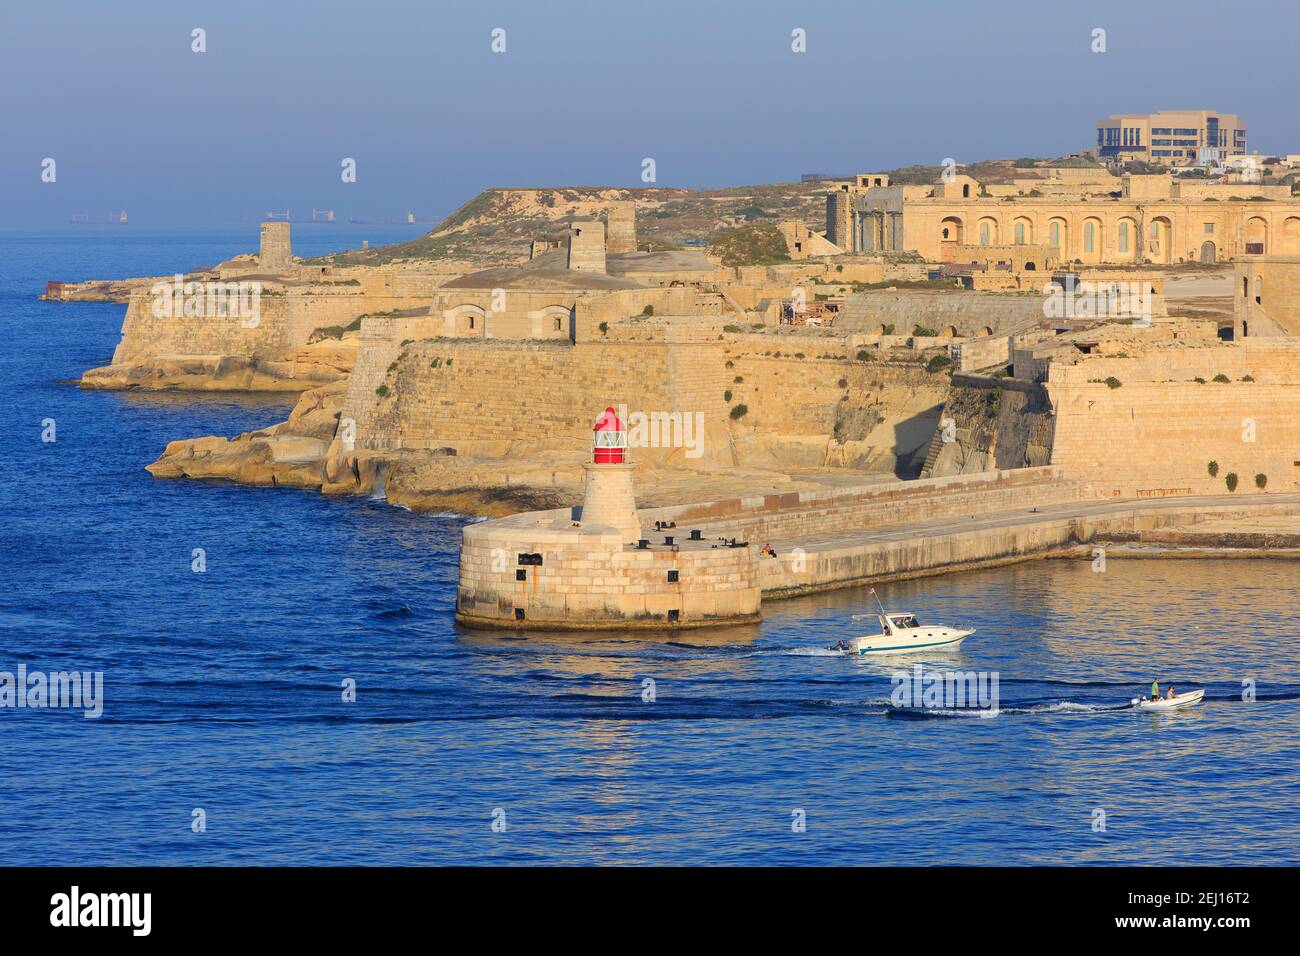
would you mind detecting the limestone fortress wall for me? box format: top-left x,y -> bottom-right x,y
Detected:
81,223 -> 448,390
330,312 -> 959,478
1047,340 -> 1300,497
340,330 -> 733,464
926,340 -> 1300,497
836,289 -> 1045,337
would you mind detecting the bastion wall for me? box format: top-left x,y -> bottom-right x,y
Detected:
339,319 -> 735,465
927,341 -> 1300,497
837,290 -> 1045,337
335,313 -> 960,475
1046,340 -> 1300,496
105,281 -> 436,369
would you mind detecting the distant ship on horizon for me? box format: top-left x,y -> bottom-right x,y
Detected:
349,212 -> 429,225
262,209 -> 340,224
69,210 -> 128,224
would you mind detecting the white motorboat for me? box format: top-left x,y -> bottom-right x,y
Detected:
1132,688 -> 1204,711
840,589 -> 974,655
847,612 -> 973,655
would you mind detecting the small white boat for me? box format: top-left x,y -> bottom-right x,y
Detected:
1132,688 -> 1204,711
847,611 -> 974,656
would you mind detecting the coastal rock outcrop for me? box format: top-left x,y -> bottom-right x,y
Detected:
82,338 -> 357,392
146,382 -> 347,487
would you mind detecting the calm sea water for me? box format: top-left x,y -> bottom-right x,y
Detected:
1,227 -> 1298,866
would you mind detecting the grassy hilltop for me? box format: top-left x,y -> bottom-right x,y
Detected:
316,182 -> 829,267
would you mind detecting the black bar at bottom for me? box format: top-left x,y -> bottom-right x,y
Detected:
0,866 -> 1274,940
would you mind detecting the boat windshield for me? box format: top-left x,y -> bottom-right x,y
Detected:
891,615 -> 919,629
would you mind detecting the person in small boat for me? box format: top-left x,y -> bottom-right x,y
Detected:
1166,685 -> 1176,700
1151,679 -> 1160,701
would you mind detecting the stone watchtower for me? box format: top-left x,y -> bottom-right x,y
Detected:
567,219 -> 606,273
259,222 -> 293,270
605,202 -> 637,253
826,190 -> 852,252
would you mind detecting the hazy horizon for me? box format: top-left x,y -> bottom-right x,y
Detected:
4,0 -> 1297,227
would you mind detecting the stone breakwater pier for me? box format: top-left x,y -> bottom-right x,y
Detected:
456,459 -> 1300,630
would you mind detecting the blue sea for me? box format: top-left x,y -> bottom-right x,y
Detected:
1,226 -> 1298,866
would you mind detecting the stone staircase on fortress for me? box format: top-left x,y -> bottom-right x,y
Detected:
917,424 -> 946,479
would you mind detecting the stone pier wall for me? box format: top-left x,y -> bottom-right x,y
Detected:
649,467 -> 1079,541
756,498 -> 1300,598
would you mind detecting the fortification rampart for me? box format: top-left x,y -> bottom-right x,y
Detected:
716,337 -> 947,472
837,290 -> 1044,337
339,331 -> 734,465
87,278 -> 438,390
1047,341 -> 1300,497
929,340 -> 1300,497
335,316 -> 960,476
108,287 -> 296,364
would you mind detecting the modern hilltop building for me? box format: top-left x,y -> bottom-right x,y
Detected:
1095,109 -> 1246,166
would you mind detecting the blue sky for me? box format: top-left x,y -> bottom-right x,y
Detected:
2,0 -> 1296,226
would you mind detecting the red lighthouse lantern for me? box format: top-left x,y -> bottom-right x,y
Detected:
592,406 -> 627,464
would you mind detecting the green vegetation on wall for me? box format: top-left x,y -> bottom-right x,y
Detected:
708,224 -> 792,267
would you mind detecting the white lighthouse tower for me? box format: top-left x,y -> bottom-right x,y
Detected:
580,406 -> 640,542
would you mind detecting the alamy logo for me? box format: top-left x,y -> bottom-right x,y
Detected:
616,403 -> 704,459
1043,281 -> 1152,325
0,664 -> 103,718
150,274 -> 262,328
50,886 -> 151,936
890,664 -> 999,716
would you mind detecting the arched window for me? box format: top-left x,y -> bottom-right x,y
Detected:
1050,222 -> 1060,246
979,222 -> 990,245
1118,221 -> 1130,253
1084,221 -> 1095,253
1014,222 -> 1025,244
942,227 -> 950,239
962,184 -> 971,198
